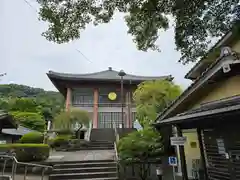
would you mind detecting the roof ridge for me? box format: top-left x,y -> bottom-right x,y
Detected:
48,70 -> 112,77
48,70 -> 170,78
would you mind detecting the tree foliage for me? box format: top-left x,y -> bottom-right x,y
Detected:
11,111 -> 46,132
0,84 -> 64,118
133,80 -> 181,126
37,0 -> 240,64
53,108 -> 91,131
118,127 -> 163,161
0,84 -> 65,131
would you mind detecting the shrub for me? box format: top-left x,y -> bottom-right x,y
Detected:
0,144 -> 50,162
20,132 -> 44,143
69,139 -> 89,147
50,135 -> 71,148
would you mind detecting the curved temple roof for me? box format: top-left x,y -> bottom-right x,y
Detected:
47,68 -> 172,82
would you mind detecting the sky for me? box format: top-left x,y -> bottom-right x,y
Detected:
0,0 -> 194,91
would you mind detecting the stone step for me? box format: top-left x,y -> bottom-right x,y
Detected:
49,171 -> 117,180
66,178 -> 118,180
64,146 -> 114,151
52,166 -> 117,174
54,161 -> 116,169
85,144 -> 114,147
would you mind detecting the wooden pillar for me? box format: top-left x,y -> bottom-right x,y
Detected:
126,91 -> 131,128
176,125 -> 188,180
65,87 -> 72,111
93,88 -> 99,128
197,128 -> 208,180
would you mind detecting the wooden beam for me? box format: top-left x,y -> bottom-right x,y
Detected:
197,128 -> 208,180
176,125 -> 188,180
93,88 -> 99,128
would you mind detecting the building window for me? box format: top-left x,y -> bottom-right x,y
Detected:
98,112 -> 125,128
72,88 -> 94,106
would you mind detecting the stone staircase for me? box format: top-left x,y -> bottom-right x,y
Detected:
49,159 -> 118,180
65,140 -> 114,151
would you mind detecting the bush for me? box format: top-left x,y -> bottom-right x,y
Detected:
50,135 -> 71,148
69,139 -> 89,147
0,144 -> 50,162
20,132 -> 44,143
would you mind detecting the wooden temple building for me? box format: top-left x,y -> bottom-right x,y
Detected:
47,67 -> 171,129
155,24 -> 240,180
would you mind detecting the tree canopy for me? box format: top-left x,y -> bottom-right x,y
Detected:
118,127 -> 164,161
0,84 -> 64,131
11,111 -> 46,132
37,0 -> 240,64
53,108 -> 91,131
0,84 -> 64,117
133,79 -> 181,126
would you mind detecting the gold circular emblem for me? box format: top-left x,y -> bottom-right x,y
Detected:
108,92 -> 117,100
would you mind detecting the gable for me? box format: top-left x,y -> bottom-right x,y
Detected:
191,75 -> 240,109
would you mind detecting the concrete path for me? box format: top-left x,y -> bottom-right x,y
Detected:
46,149 -> 115,162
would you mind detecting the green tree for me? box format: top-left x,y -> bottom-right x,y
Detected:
37,0 -> 240,64
8,98 -> 39,113
0,84 -> 64,117
133,80 -> 181,127
118,127 -> 163,180
53,109 -> 91,132
11,111 -> 46,132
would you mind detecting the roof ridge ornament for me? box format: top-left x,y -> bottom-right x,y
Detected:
220,46 -> 232,57
108,67 -> 112,71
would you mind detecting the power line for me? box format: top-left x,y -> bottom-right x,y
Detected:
75,49 -> 93,63
21,0 -> 94,64
22,0 -> 38,13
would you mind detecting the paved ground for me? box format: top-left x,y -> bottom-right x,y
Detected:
46,149 -> 115,162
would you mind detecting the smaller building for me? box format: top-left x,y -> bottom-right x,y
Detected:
1,125 -> 36,143
0,110 -> 17,144
155,38 -> 240,179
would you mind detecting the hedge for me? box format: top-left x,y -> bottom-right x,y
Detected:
49,135 -> 71,148
20,132 -> 44,144
0,144 -> 50,162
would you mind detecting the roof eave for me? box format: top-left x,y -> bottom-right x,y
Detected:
185,31 -> 233,80
47,73 -> 172,84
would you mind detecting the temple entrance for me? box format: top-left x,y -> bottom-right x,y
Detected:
98,112 -> 124,128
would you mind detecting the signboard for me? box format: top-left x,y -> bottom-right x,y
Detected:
170,137 -> 187,146
168,156 -> 177,166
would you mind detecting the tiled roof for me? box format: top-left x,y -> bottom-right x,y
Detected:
47,68 -> 172,82
2,125 -> 36,136
178,95 -> 240,117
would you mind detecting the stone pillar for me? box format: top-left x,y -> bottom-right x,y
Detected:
65,87 -> 72,111
93,88 -> 99,128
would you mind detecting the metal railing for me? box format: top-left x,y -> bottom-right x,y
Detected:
1,154 -> 53,180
